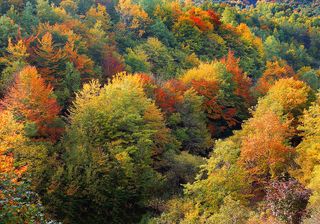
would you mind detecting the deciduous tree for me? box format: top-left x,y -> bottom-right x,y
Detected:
1,66 -> 62,142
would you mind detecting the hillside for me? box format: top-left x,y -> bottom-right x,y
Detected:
0,0 -> 319,223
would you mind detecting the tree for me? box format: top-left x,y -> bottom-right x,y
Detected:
172,7 -> 222,59
148,20 -> 178,48
3,38 -> 29,66
154,80 -> 213,155
181,61 -> 246,137
176,7 -> 221,32
205,196 -> 251,224
0,110 -> 45,223
55,62 -> 81,106
284,43 -> 313,71
264,35 -> 281,61
102,46 -> 125,81
239,111 -> 293,181
0,110 -> 25,152
255,78 -> 312,119
116,0 -> 150,36
20,1 -> 39,34
125,48 -> 151,74
149,136 -> 252,224
32,32 -> 67,86
221,7 -> 237,26
236,23 -> 264,59
184,138 -> 252,220
231,23 -> 264,77
60,0 -> 78,16
85,3 -> 110,30
0,16 -> 18,56
265,178 -> 310,224
1,66 -> 62,142
0,38 -> 29,97
303,204 -> 320,224
294,95 -> 320,204
297,67 -> 320,91
133,37 -> 176,79
221,51 -> 253,109
36,0 -> 60,24
47,74 -> 176,223
256,60 -> 296,95
64,33 -> 95,77
175,89 -> 212,154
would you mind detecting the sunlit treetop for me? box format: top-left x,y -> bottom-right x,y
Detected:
256,60 -> 296,95
236,23 -> 264,57
176,7 -> 221,32
180,61 -> 222,84
116,0 -> 150,35
255,78 -> 312,119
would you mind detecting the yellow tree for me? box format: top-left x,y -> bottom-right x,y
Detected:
0,110 -> 45,223
85,3 -> 110,30
117,0 -> 150,36
256,60 -> 296,95
0,109 -> 25,198
255,78 -> 311,120
0,38 -> 29,66
0,110 -> 25,159
236,23 -> 264,57
294,95 -> 320,188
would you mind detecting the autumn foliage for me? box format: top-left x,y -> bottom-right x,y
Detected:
177,7 -> 221,32
1,66 -> 62,141
221,51 -> 252,105
256,60 -> 296,95
154,79 -> 187,114
239,111 -> 293,181
0,0 -> 318,223
0,110 -> 25,177
0,110 -> 26,205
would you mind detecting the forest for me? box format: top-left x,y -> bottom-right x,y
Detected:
0,0 -> 319,223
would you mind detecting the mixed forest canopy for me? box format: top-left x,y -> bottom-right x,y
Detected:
0,0 -> 319,223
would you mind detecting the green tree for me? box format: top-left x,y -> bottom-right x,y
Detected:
221,7 -> 237,26
148,20 -> 177,48
20,1 -> 39,35
297,67 -> 320,91
0,16 -> 18,56
36,0 -> 60,24
55,62 -> 81,106
169,89 -> 213,155
264,35 -> 281,61
125,48 -> 151,73
46,74 -> 175,223
136,38 -> 176,79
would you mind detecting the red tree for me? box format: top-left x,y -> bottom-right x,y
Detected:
155,79 -> 187,114
102,45 -> 125,82
221,51 -> 253,105
191,79 -> 237,135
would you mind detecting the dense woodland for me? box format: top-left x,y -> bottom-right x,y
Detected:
0,0 -> 319,223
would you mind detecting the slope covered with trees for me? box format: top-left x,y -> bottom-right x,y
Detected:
0,0 -> 319,223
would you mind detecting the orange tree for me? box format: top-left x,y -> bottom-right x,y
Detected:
1,66 -> 63,142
